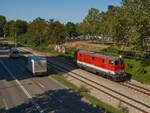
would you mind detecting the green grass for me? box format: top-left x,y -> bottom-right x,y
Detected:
50,74 -> 125,113
124,58 -> 150,84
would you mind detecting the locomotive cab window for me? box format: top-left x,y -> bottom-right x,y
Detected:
115,61 -> 119,66
109,60 -> 123,66
92,57 -> 95,60
109,60 -> 114,65
101,59 -> 104,63
116,59 -> 124,65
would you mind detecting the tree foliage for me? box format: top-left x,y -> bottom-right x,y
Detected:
98,1 -> 150,55
122,0 -> 150,13
65,22 -> 76,38
4,20 -> 27,38
16,20 -> 27,35
0,15 -> 6,36
16,18 -> 66,45
48,21 -> 66,44
83,8 -> 102,36
4,20 -> 16,37
28,17 -> 47,35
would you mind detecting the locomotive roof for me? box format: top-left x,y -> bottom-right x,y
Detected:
77,49 -> 121,60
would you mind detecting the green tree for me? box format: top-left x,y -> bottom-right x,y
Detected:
100,4 -> 150,56
28,17 -> 47,35
0,15 -> 6,36
27,17 -> 48,46
7,20 -> 16,38
65,22 -> 76,38
100,7 -> 126,46
49,21 -> 66,44
83,8 -> 102,36
127,9 -> 150,54
76,22 -> 88,36
3,22 -> 9,37
16,20 -> 27,36
122,0 -> 150,13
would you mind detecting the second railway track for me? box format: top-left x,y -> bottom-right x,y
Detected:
48,60 -> 150,113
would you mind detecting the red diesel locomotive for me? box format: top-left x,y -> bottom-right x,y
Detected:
73,50 -> 126,81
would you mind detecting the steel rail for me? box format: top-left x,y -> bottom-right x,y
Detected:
49,61 -> 149,113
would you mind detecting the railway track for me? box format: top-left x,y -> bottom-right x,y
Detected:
48,60 -> 150,113
124,81 -> 150,92
17,46 -> 150,113
50,58 -> 150,96
77,67 -> 150,96
120,82 -> 150,96
44,52 -> 150,97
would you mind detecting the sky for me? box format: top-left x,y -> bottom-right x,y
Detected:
0,0 -> 122,23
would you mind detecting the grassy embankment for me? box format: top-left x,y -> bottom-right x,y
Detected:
5,37 -> 150,84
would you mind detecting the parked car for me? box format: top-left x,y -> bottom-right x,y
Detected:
9,48 -> 19,58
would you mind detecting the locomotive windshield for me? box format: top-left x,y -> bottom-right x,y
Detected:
109,59 -> 124,66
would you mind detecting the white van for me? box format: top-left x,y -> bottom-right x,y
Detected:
9,48 -> 19,58
26,56 -> 47,76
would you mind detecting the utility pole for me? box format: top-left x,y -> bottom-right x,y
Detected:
15,26 -> 17,48
14,25 -> 17,48
40,34 -> 41,50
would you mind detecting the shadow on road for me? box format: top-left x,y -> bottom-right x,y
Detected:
0,89 -> 103,113
0,54 -> 102,113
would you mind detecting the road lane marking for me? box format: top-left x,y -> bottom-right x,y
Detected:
0,60 -> 44,113
3,98 -> 8,110
38,83 -> 45,89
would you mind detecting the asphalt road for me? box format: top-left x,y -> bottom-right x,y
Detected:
0,46 -> 102,113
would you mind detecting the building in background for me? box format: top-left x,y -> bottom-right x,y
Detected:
108,5 -> 114,10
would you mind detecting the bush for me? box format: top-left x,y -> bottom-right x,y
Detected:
65,47 -> 76,55
101,47 -> 120,56
125,58 -> 150,84
17,33 -> 46,47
